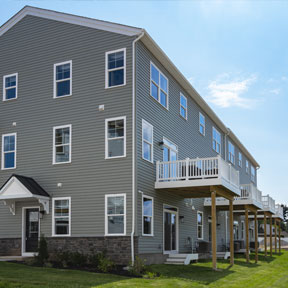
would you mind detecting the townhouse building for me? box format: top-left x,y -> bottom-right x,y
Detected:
0,6 -> 283,267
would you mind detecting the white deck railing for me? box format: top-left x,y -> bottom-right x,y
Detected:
236,184 -> 262,203
275,204 -> 284,219
156,155 -> 240,189
262,195 -> 276,213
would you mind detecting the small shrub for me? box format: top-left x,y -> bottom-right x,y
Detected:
128,256 -> 146,276
97,252 -> 115,273
36,235 -> 49,265
143,271 -> 158,279
69,252 -> 87,268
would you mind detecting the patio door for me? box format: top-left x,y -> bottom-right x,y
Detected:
163,206 -> 178,254
163,138 -> 178,179
23,208 -> 40,255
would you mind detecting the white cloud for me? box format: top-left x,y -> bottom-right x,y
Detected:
206,74 -> 257,109
270,88 -> 280,95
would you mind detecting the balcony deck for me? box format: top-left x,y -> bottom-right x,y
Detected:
155,156 -> 240,198
273,204 -> 284,220
204,183 -> 263,210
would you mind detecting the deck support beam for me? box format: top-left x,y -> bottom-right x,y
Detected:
254,212 -> 258,263
211,191 -> 217,270
229,199 -> 234,266
278,220 -> 281,254
245,207 -> 249,263
274,219 -> 277,253
270,216 -> 273,257
264,213 -> 267,257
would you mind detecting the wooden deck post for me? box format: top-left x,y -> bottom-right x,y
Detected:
245,207 -> 249,263
278,220 -> 281,254
254,212 -> 258,263
211,191 -> 217,270
274,219 -> 277,253
229,199 -> 234,266
270,216 -> 273,257
264,213 -> 267,257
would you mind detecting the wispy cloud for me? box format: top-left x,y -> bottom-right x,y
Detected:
270,88 -> 280,95
206,74 -> 257,109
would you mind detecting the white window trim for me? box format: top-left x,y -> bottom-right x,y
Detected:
241,220 -> 245,240
246,160 -> 249,174
251,166 -> 256,182
3,73 -> 18,101
212,127 -> 221,154
105,116 -> 126,159
199,112 -> 205,136
228,141 -> 235,165
150,61 -> 169,110
180,93 -> 187,120
105,193 -> 126,236
142,195 -> 154,237
53,60 -> 72,99
238,152 -> 242,167
197,211 -> 204,240
53,124 -> 72,165
52,197 -> 71,237
105,48 -> 126,89
1,132 -> 17,170
142,119 -> 153,163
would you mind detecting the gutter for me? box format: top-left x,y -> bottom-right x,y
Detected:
131,31 -> 145,265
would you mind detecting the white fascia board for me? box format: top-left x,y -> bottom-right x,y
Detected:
0,6 -> 143,37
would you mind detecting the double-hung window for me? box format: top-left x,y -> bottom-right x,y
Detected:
105,117 -> 126,159
105,194 -> 126,235
238,152 -> 242,167
142,196 -> 153,236
180,93 -> 187,119
251,166 -> 256,182
3,73 -> 17,101
228,141 -> 235,164
197,211 -> 203,240
105,48 -> 126,88
54,61 -> 72,98
1,133 -> 16,170
52,197 -> 71,236
142,120 -> 153,162
212,127 -> 221,154
150,62 -> 168,109
53,125 -> 72,164
199,113 -> 205,136
246,160 -> 249,174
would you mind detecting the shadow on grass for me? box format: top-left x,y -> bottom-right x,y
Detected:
149,262 -> 234,285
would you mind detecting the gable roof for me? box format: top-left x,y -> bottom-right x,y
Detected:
0,6 -> 143,37
0,174 -> 49,198
0,6 -> 260,168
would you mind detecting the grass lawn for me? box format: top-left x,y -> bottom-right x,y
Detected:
0,251 -> 288,287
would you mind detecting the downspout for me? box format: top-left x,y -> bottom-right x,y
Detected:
131,31 -> 145,265
224,129 -> 230,247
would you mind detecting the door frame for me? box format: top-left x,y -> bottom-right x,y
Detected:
22,206 -> 40,257
163,204 -> 179,254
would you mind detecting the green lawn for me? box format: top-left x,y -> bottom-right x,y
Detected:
0,251 -> 288,288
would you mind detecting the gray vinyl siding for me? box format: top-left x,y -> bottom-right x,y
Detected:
0,15 -> 135,238
135,41 -> 257,254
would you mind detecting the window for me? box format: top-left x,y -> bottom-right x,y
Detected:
212,127 -> 221,154
197,211 -> 203,239
53,125 -> 72,164
241,221 -> 244,239
142,196 -> 153,236
199,113 -> 205,136
150,62 -> 168,109
52,197 -> 71,236
105,194 -> 126,235
228,141 -> 235,164
3,73 -> 17,101
180,93 -> 187,119
246,160 -> 249,174
1,133 -> 16,170
54,61 -> 72,98
238,152 -> 242,167
105,117 -> 126,159
142,120 -> 153,162
105,48 -> 126,88
251,166 -> 256,182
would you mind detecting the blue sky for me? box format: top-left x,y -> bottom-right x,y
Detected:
1,1 -> 287,204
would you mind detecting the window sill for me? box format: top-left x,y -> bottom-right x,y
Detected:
53,94 -> 72,99
105,83 -> 126,89
53,161 -> 72,165
142,157 -> 154,164
105,155 -> 126,160
3,98 -> 17,102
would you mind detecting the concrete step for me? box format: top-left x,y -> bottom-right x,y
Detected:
168,254 -> 188,258
164,262 -> 184,265
166,258 -> 186,263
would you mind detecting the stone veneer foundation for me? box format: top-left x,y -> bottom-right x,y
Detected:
0,238 -> 21,256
